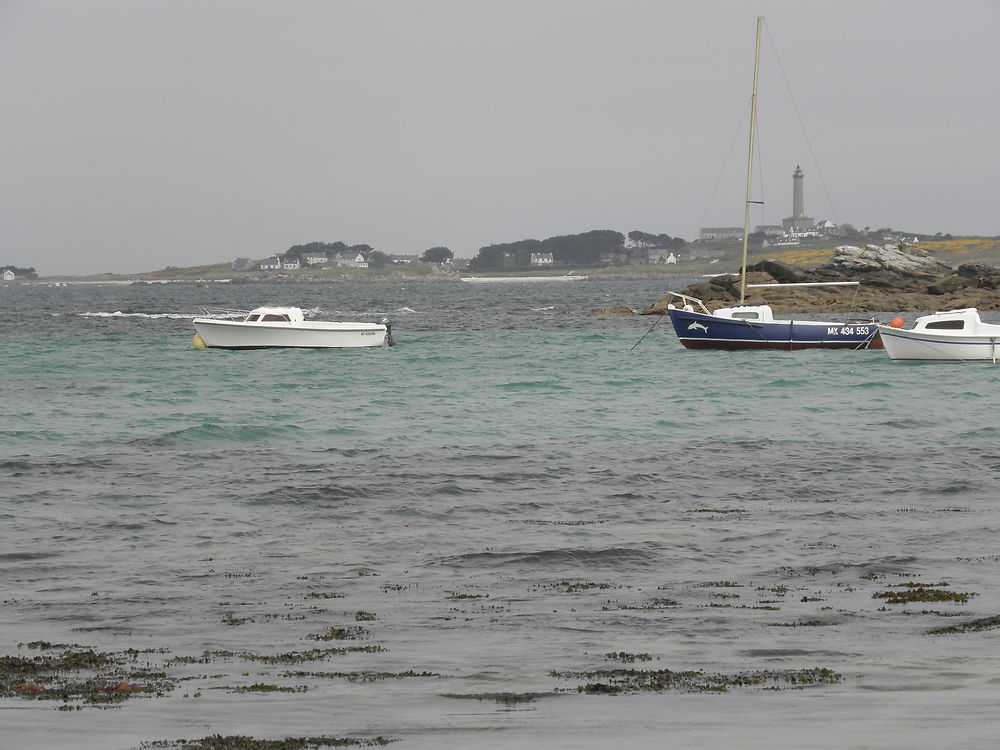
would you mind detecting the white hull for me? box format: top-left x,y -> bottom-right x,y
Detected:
193,318 -> 387,349
879,308 -> 1000,362
879,327 -> 1000,362
460,275 -> 587,283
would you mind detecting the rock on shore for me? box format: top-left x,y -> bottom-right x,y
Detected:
642,244 -> 1000,314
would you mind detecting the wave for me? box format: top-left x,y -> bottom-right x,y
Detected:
245,483 -> 376,505
497,380 -> 571,391
0,551 -> 59,562
77,311 -> 195,319
845,380 -> 893,389
437,545 -> 662,570
130,422 -> 307,447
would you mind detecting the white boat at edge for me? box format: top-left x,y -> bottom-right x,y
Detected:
879,308 -> 1000,362
460,274 -> 588,283
192,306 -> 390,349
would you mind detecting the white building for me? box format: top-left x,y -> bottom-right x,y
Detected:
333,252 -> 368,268
302,252 -> 328,265
699,227 -> 743,241
530,252 -> 554,265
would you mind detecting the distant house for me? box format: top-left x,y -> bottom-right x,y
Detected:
699,227 -> 743,241
302,252 -> 328,265
333,252 -> 368,268
391,254 -> 419,264
2,269 -> 15,282
530,252 -> 554,266
281,257 -> 300,270
231,257 -> 253,271
260,256 -> 282,271
666,252 -> 677,264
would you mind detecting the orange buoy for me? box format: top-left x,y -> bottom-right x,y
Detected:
889,317 -> 905,328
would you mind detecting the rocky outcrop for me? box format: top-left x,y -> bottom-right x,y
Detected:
641,244 -> 1000,315
826,243 -> 952,277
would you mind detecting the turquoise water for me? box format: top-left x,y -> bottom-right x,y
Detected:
3,281 -> 1000,749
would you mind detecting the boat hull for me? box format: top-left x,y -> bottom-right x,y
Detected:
879,326 -> 1000,362
668,308 -> 883,350
192,318 -> 387,349
460,275 -> 587,283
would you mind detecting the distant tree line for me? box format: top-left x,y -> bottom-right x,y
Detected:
469,229 -> 687,270
420,247 -> 454,263
282,241 -> 394,268
627,231 -> 687,251
276,241 -> 454,269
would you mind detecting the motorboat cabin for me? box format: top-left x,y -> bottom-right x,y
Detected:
243,307 -> 305,324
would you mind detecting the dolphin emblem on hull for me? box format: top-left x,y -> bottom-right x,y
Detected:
687,322 -> 709,334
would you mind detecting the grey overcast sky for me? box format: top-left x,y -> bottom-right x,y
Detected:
1,0 -> 998,275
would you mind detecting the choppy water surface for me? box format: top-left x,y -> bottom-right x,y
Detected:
3,280 -> 1000,749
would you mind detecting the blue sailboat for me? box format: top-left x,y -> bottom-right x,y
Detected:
666,17 -> 882,352
666,290 -> 881,350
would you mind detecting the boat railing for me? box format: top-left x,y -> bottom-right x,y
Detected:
664,292 -> 713,315
198,307 -> 251,320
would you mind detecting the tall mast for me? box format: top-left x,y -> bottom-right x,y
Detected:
739,16 -> 762,304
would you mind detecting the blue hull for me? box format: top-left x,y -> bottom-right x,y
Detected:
667,308 -> 883,350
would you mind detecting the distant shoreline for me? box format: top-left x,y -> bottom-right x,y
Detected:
19,268 -> 691,285
12,236 -> 1000,285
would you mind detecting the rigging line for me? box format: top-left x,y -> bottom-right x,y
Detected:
629,312 -> 665,352
852,329 -> 879,351
762,19 -> 839,226
754,108 -> 766,227
848,283 -> 861,315
698,98 -> 752,232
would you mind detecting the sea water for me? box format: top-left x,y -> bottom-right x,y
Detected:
2,279 -> 1000,749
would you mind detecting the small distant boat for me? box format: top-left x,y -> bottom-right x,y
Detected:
191,306 -> 392,349
879,308 -> 1000,362
460,274 -> 588,283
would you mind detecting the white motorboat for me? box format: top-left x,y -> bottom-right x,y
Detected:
191,306 -> 392,349
879,308 -> 1000,362
460,274 -> 588,283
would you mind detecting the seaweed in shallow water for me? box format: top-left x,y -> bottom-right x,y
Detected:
0,647 -> 175,705
140,735 -> 395,749
551,666 -> 841,694
927,614 -> 1000,635
873,587 -> 972,604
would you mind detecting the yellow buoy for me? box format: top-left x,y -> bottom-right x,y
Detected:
191,332 -> 207,349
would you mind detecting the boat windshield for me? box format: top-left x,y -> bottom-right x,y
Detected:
926,320 -> 965,330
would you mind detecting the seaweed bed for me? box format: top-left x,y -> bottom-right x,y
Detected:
3,560 -> 997,746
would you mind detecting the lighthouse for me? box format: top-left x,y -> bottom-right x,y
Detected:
782,165 -> 814,235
